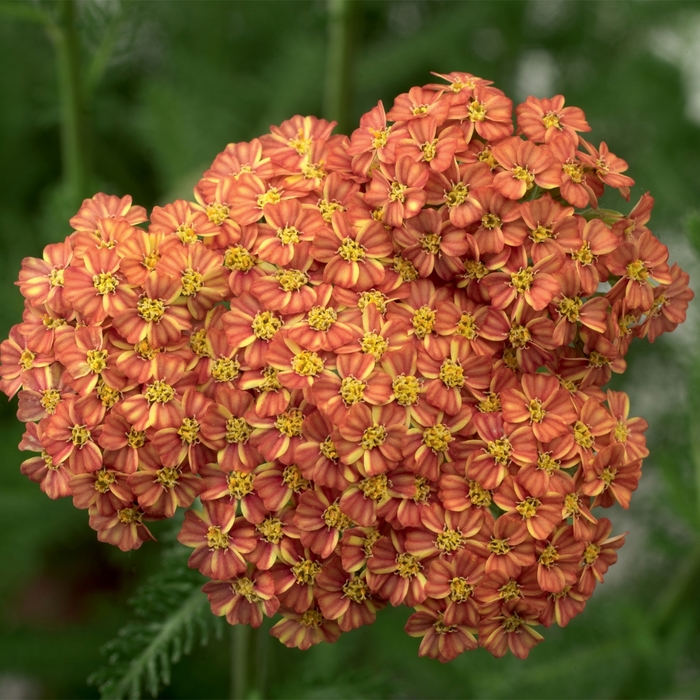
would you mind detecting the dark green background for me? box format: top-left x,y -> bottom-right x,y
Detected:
1,1 -> 699,698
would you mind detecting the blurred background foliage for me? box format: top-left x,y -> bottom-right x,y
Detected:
0,0 -> 699,698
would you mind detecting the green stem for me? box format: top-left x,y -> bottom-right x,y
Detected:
231,623 -> 249,700
46,0 -> 88,207
324,0 -> 354,135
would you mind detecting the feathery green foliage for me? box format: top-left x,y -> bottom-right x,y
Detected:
89,539 -> 224,700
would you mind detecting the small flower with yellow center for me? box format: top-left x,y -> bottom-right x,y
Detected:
445,182 -> 468,208
414,476 -> 432,503
135,339 -> 158,360
478,392 -> 501,414
291,350 -> 324,377
292,559 -> 323,585
340,376 -> 366,406
288,132 -> 312,155
181,268 -> 203,296
232,577 -> 261,603
178,417 -> 200,444
317,199 -> 345,223
587,351 -> 610,368
536,451 -> 559,475
256,187 -> 282,208
302,162 -> 327,180
515,496 -> 541,519
251,311 -> 283,340
435,527 -> 465,554
42,450 -> 58,470
274,408 -> 304,438
71,425 -> 91,446
93,272 -> 119,295
206,525 -> 229,550
40,389 -> 61,414
487,437 -> 512,465
275,268 -> 308,292
469,480 -> 492,507
449,577 -> 474,603
392,255 -> 419,282
307,306 -> 337,331
572,242 -> 594,265
510,267 -> 535,294
439,359 -> 464,388
412,305 -> 435,339
562,162 -> 584,183
422,423 -> 453,453
360,332 -> 388,361
371,127 -> 389,149
94,470 -> 116,493
282,464 -> 310,493
573,420 -> 595,449
389,181 -> 408,203
583,543 -> 600,565
508,324 -> 531,348
358,473 -> 390,501
600,467 -> 617,489
224,245 -> 255,272
260,366 -> 282,392
97,380 -> 121,408
421,140 -> 438,162
530,224 -> 553,243
86,349 -> 108,373
156,467 -> 180,489
322,502 -> 353,531
343,577 -> 370,603
538,543 -> 560,567
143,250 -> 160,270
502,614 -> 524,633
626,259 -> 649,282
358,290 -> 388,313
127,428 -> 146,449
300,609 -> 324,628
463,259 -> 489,280
320,435 -> 339,461
361,424 -> 387,450
227,470 -> 255,498
392,374 -> 420,406
363,529 -> 382,556
256,516 -> 284,544
488,538 -> 512,555
211,356 -> 240,382
542,112 -> 561,129
137,297 -> 165,323
42,315 -> 66,329
118,507 -> 144,525
558,296 -> 582,322
613,421 -> 629,443
511,165 -> 535,188
481,212 -> 502,230
563,493 -> 580,517
395,552 -> 422,579
206,203 -> 229,226
277,226 -> 300,245
225,416 -> 252,444
528,398 -> 547,423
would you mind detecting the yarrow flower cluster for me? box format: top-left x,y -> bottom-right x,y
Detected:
1,72 -> 693,662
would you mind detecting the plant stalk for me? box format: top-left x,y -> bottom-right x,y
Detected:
231,623 -> 266,700
324,0 -> 354,135
46,0 -> 88,207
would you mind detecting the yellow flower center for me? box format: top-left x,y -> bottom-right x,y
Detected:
389,181 -> 408,203
118,507 -> 143,525
558,296 -> 582,322
40,389 -> 61,414
487,437 -> 512,465
275,268 -> 308,292
93,271 -> 119,295
511,165 -> 535,188
414,476 -> 432,503
156,467 -> 180,489
530,224 -> 553,243
439,359 -> 464,388
539,543 -> 560,568
303,162 -> 327,180
499,579 -> 523,601
232,577 -> 261,603
342,578 -> 370,603
510,267 -> 535,294
423,423 -> 453,453
251,311 -> 283,340
464,259 -> 489,280
528,398 -> 547,423
307,306 -> 337,331
94,469 -> 116,493
412,305 -> 435,339
96,380 -> 120,408
508,324 -> 531,348
85,349 -> 108,374
340,376 -> 366,406
626,259 -> 649,282
274,408 -> 304,437
206,525 -> 229,550
393,255 -> 419,282
212,356 -> 240,382
573,420 -> 595,448
445,182 -> 468,208
449,577 -> 474,603
614,420 -> 629,443
322,502 -> 353,531
481,212 -> 502,230
562,162 -> 584,183
488,538 -> 511,555
563,492 -> 580,517
359,473 -> 390,501
357,290 -> 387,313
469,480 -> 492,507
572,242 -> 594,265
542,112 -> 561,129
435,528 -> 464,553
588,351 -> 610,368
135,339 -> 157,360
502,614 -> 523,633
178,417 -> 200,444
127,428 -> 146,449
337,237 -> 366,262
137,297 -> 165,323
257,516 -> 284,543
363,529 -> 382,556
478,392 -> 501,413
291,350 -> 324,377
317,199 -> 345,223
361,424 -> 387,450
256,187 -> 282,208
320,436 -> 339,461
300,609 -> 324,628
227,470 -> 255,498
225,417 -> 252,444
277,226 -> 300,245
516,496 -> 541,519
396,552 -> 422,579
468,100 -> 487,122
371,127 -> 389,149
601,467 -> 617,489
537,451 -> 559,474
206,203 -> 229,226
282,464 -> 310,493
583,543 -> 600,565
360,332 -> 388,361
49,268 -> 65,287
288,132 -> 312,155
71,425 -> 91,446
478,147 -> 498,169
181,268 -> 203,296
411,104 -> 429,116
421,139 -> 438,161
224,245 -> 255,272
292,559 -> 323,585
392,374 -> 420,406
260,365 -> 282,392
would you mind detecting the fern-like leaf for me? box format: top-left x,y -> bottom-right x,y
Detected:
89,541 -> 224,700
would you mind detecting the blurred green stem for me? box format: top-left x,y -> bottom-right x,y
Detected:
231,623 -> 266,700
46,0 -> 88,207
324,0 -> 354,134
